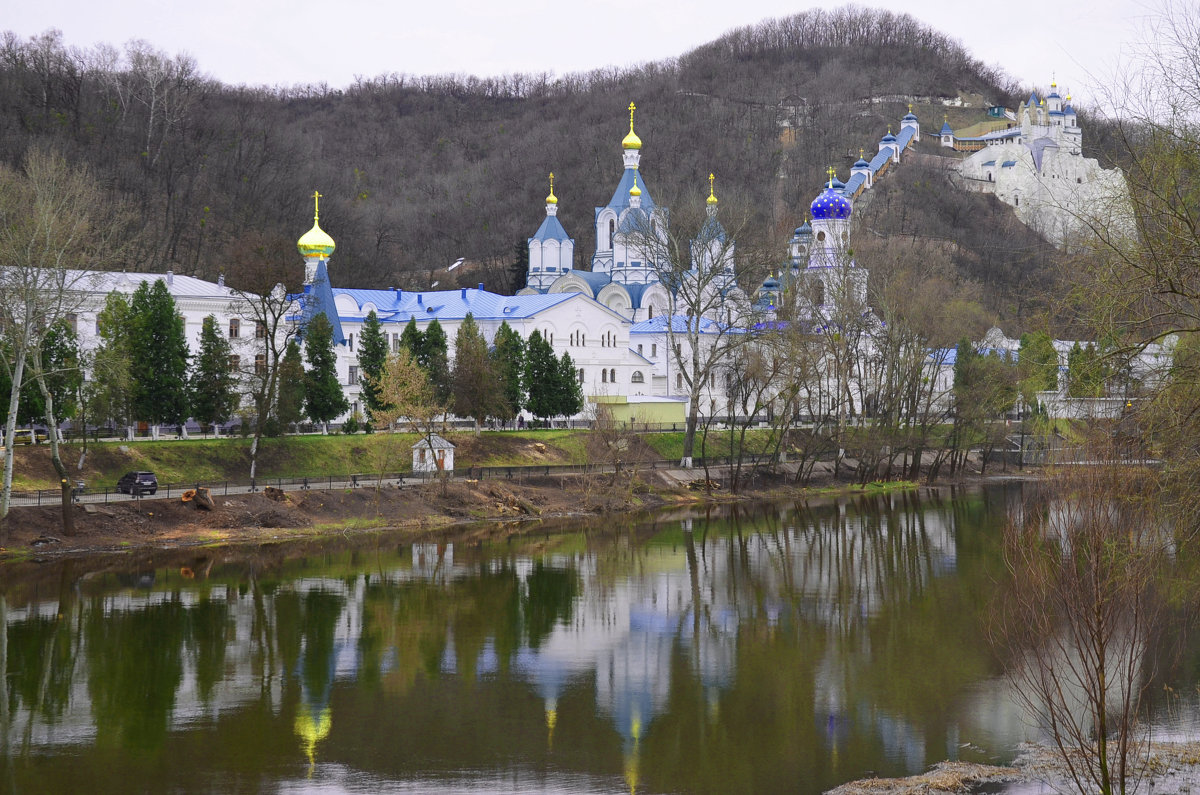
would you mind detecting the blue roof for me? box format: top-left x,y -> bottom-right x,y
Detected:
630,315 -> 736,335
903,111 -> 918,121
853,156 -> 869,168
624,282 -> 653,309
956,129 -> 1020,142
299,260 -> 345,345
895,126 -> 916,149
569,270 -> 612,297
1027,91 -> 1039,107
810,185 -> 851,220
868,150 -> 891,171
881,131 -> 897,143
698,214 -> 727,243
1029,136 -> 1059,170
331,286 -> 580,323
1001,160 -> 1017,167
600,167 -> 656,215
982,160 -> 996,166
844,172 -> 867,195
940,121 -> 953,135
530,214 -> 572,243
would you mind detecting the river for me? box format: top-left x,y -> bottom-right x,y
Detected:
0,484 -> 1196,793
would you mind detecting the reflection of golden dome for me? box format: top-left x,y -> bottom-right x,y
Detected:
294,706 -> 332,778
622,102 -> 642,150
297,191 -> 336,259
546,172 -> 558,205
546,698 -> 558,750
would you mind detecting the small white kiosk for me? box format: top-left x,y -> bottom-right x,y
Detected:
412,434 -> 456,474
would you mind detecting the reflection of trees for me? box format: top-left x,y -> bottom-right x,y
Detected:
523,563 -> 580,650
86,598 -> 186,751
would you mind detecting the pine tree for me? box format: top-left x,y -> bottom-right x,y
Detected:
130,279 -> 190,427
400,317 -> 424,360
86,291 -> 135,432
491,321 -> 525,421
275,340 -> 306,431
423,318 -> 452,405
524,330 -> 557,421
357,310 -> 388,417
189,315 -> 239,430
303,313 -> 348,428
510,237 -> 529,292
452,313 -> 500,432
554,352 -> 584,418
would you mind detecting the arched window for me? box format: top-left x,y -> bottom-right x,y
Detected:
631,371 -> 644,384
608,219 -> 615,249
676,373 -> 683,390
602,369 -> 608,383
578,368 -> 584,383
610,368 -> 616,382
648,305 -> 655,320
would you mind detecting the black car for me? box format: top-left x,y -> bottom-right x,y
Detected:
116,471 -> 158,495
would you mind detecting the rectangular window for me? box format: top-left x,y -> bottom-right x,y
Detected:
65,313 -> 77,334
229,318 -> 240,338
637,344 -> 643,356
255,321 -> 266,339
348,333 -> 354,351
392,333 -> 401,353
651,344 -> 657,358
229,355 -> 240,371
254,354 -> 267,376
348,366 -> 358,386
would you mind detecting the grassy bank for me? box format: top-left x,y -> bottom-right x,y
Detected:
7,428 -> 777,491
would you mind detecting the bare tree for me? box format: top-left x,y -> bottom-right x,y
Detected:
991,448 -> 1166,795
0,147 -> 130,534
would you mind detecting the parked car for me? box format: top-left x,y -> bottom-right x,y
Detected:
116,471 -> 158,495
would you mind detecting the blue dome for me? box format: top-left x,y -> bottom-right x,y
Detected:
810,186 -> 852,220
853,157 -> 869,168
794,220 -> 813,236
903,111 -> 918,121
881,131 -> 897,143
761,276 -> 780,290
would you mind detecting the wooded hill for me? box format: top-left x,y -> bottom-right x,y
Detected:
0,7 -> 1083,325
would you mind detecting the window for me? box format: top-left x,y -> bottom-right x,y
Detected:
675,343 -> 682,357
676,373 -> 683,390
608,219 -> 615,249
637,344 -> 643,355
348,365 -> 358,385
578,368 -> 584,384
255,354 -> 266,376
229,355 -> 240,371
631,371 -> 644,384
609,368 -> 616,383
229,318 -> 240,338
392,333 -> 401,352
348,333 -> 354,351
255,321 -> 266,339
648,306 -> 654,320
65,313 -> 77,334
602,369 -> 608,383
651,344 -> 657,358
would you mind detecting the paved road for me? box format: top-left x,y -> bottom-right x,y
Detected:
10,476 -> 420,508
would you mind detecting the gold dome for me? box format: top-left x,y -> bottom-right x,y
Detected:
546,172 -> 558,205
706,173 -> 718,205
629,172 -> 642,197
622,102 -> 642,150
297,191 -> 335,258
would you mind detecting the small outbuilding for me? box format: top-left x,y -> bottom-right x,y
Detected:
412,434 -> 456,473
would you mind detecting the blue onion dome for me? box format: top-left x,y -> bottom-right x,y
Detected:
794,220 -> 813,237
810,185 -> 852,220
902,111 -> 918,121
761,275 -> 780,290
853,155 -> 869,169
881,130 -> 897,143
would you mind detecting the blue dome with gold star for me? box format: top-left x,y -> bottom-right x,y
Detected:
810,185 -> 851,220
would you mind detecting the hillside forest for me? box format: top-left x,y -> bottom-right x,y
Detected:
0,7 -> 1103,328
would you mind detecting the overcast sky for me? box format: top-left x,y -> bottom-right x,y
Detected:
4,0 -> 1154,101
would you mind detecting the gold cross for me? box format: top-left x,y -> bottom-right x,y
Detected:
312,190 -> 322,222
548,172 -> 555,193
826,165 -> 835,187
908,102 -> 913,113
628,102 -> 636,129
708,172 -> 715,197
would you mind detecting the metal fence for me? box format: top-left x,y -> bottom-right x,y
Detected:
7,455 -> 780,507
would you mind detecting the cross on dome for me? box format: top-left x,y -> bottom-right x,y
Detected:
546,172 -> 557,204
707,172 -> 718,205
312,190 -> 322,222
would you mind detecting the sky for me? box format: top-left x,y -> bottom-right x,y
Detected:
3,0 -> 1155,101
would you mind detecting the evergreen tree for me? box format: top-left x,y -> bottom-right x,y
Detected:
554,352 -> 584,418
510,237 -> 529,292
86,291 -> 135,432
423,318 -> 452,405
303,312 -> 348,428
189,315 -> 239,430
1018,331 -> 1060,404
400,317 -> 424,360
491,321 -> 525,421
524,330 -> 558,421
357,310 -> 388,417
275,340 -> 306,431
452,313 -> 500,432
130,279 -> 189,426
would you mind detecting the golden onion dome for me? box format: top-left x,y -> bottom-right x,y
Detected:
622,102 -> 642,150
706,173 -> 718,206
546,172 -> 558,205
297,191 -> 336,258
629,172 -> 642,198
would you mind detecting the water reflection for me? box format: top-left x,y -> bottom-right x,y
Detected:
2,485 -> 1183,794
